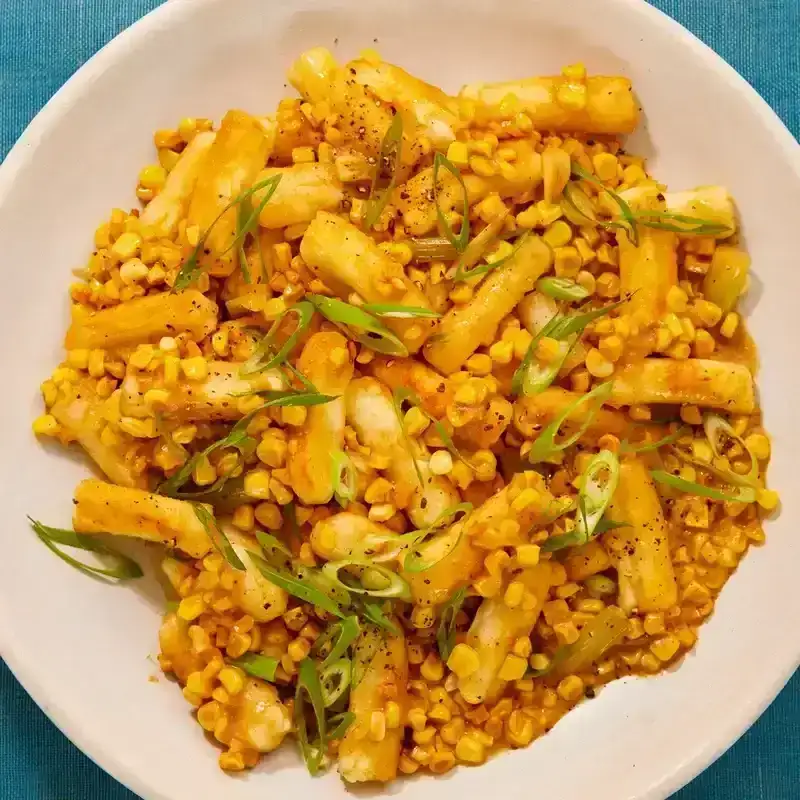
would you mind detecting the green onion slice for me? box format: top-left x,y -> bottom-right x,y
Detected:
436,586 -> 466,662
358,601 -> 400,635
320,658 -> 352,707
306,294 -> 409,357
231,174 -> 282,283
193,505 -> 246,570
536,277 -> 590,302
630,210 -> 731,236
228,653 -> 279,682
322,560 -> 412,600
650,470 -> 756,503
593,517 -> 630,534
311,616 -> 361,669
174,174 -> 282,291
295,658 -> 327,775
570,163 -> 639,245
403,502 -> 473,573
360,303 -> 441,319
255,529 -> 292,566
247,552 -> 347,617
433,152 -> 470,252
703,413 -> 758,486
620,426 -> 691,454
328,711 -> 356,740
394,387 -> 472,471
527,381 -> 614,463
453,232 -> 528,282
364,113 -> 403,231
330,450 -> 358,509
29,518 -> 143,581
239,301 -> 315,376
542,449 -> 620,552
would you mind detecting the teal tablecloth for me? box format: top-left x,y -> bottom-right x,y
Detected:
1,1 -> 798,797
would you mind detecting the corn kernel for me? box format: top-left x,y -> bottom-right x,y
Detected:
455,734 -> 486,764
757,489 -> 779,511
622,164 -> 647,185
429,450 -> 454,476
510,488 -> 540,513
420,653 -> 445,683
744,433 -> 770,460
514,544 -> 540,567
178,595 -> 206,622
447,643 -> 480,679
556,675 -> 584,702
543,220 -> 572,248
446,141 -> 470,168
497,654 -> 527,682
181,356 -> 209,382
243,469 -> 271,500
592,152 -> 618,182
32,414 -> 59,436
585,347 -> 614,378
556,82 -> 587,111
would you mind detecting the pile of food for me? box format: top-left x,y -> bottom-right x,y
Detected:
31,47 -> 775,783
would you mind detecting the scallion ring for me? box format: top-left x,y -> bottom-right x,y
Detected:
536,277 -> 590,302
295,658 -> 327,775
359,303 -> 441,319
311,616 -> 361,669
228,653 -> 279,682
364,112 -> 403,231
433,152 -> 470,252
319,658 -> 352,707
703,413 -> 758,486
322,560 -> 412,600
403,502 -> 473,573
331,450 -> 358,509
436,587 -> 466,662
193,505 -> 246,570
239,301 -> 315,376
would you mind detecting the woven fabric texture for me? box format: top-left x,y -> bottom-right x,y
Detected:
0,0 -> 797,797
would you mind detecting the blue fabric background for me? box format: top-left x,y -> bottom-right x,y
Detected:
0,0 -> 797,797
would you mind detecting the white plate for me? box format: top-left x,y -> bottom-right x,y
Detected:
0,0 -> 798,798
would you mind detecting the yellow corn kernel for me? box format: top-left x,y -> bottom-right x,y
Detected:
556,82 -> 587,111
282,405 -> 307,427
488,339 -> 514,365
592,152 -> 618,182
585,347 -> 614,378
757,489 -> 779,511
512,636 -> 533,659
720,312 -> 739,338
744,433 -> 770,460
694,299 -> 723,328
180,356 -> 209,382
543,220 -> 572,248
455,734 -> 486,764
85,348 -> 105,378
119,416 -> 158,438
552,245 -> 581,278
403,405 -> 429,437
598,334 -> 624,363
596,271 -> 620,298
111,231 -> 142,261
666,285 -> 689,313
446,141 -> 470,168
693,329 -> 716,358
420,653 -> 445,683
217,666 -> 245,696
510,488 -> 541,513
408,707 -> 427,733
622,164 -> 647,185
32,414 -> 59,436
497,654 -> 527,682
197,701 -> 222,732
514,544 -> 540,567
256,435 -> 287,468
469,155 -> 496,178
429,450 -> 454,476
650,634 -> 681,663
178,595 -> 206,622
503,581 -> 525,609
139,164 -> 167,191
447,643 -> 480,679
243,469 -> 271,500
557,675 -> 584,702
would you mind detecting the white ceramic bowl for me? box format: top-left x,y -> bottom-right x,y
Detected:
1,0 -> 798,798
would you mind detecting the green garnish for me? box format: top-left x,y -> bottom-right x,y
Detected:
570,163 -> 639,244
393,387 -> 472,471
542,450 -> 620,552
312,616 -> 361,669
527,381 -> 614,463
433,152 -> 470,252
328,711 -> 356,740
295,658 -> 328,775
364,113 -> 403,230
228,653 -> 279,682
193,505 -> 246,570
536,277 -> 590,302
29,518 -> 143,581
306,294 -> 409,357
319,658 -> 352,707
703,413 -> 758,486
620,426 -> 690,454
436,586 -> 466,662
322,560 -> 412,600
247,552 -> 346,617
231,174 -> 282,283
174,174 -> 282,290
358,601 -> 400,634
239,301 -> 315,376
331,450 -> 358,509
360,303 -> 441,319
254,529 -> 292,563
650,470 -> 756,503
453,232 -> 528,282
403,503 -> 473,573
593,517 -> 630,534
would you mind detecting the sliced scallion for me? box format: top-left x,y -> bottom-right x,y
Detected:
703,413 -> 758,486
295,658 -> 327,775
650,470 -> 756,503
542,450 -> 620,552
453,232 -> 528,282
328,711 -> 356,740
403,502 -> 473,573
364,113 -> 403,231
29,518 -> 143,581
322,560 -> 412,600
620,426 -> 690,454
527,381 -> 614,463
358,600 -> 400,635
311,616 -> 361,669
228,653 -> 279,682
570,163 -> 639,245
433,152 -> 470,252
247,552 -> 347,617
239,301 -> 315,376
193,505 -> 246,570
231,174 -> 282,283
631,210 -> 731,236
359,303 -> 441,319
331,450 -> 358,509
320,658 -> 351,707
536,277 -> 590,302
436,586 -> 466,662
306,294 -> 409,357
